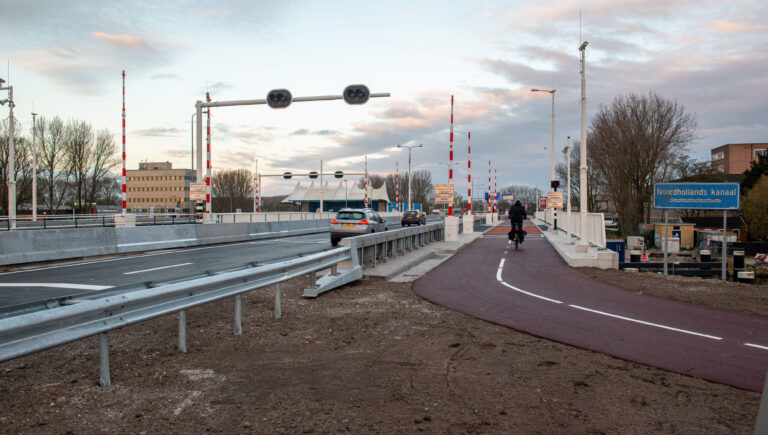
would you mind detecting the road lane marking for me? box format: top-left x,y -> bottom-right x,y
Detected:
0,234 -> 327,277
745,343 -> 768,351
0,283 -> 112,291
124,263 -> 193,275
569,304 -> 723,340
497,258 -> 562,304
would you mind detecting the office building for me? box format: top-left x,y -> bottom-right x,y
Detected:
710,143 -> 768,174
126,162 -> 196,213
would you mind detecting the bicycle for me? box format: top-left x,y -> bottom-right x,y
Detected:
508,222 -> 525,250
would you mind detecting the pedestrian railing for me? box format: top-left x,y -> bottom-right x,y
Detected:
213,211 -> 402,224
0,248 -> 360,387
535,210 -> 607,248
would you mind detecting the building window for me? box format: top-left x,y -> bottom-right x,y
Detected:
755,149 -> 767,158
711,151 -> 724,161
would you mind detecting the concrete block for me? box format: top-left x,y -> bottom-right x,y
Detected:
462,215 -> 474,234
445,216 -> 460,241
0,227 -> 118,265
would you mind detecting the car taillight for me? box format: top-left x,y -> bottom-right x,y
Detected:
358,219 -> 368,225
331,219 -> 338,224
402,215 -> 406,218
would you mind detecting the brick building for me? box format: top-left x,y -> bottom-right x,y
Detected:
710,143 -> 768,174
126,162 -> 196,213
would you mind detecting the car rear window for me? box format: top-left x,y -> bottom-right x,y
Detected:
336,211 -> 365,220
404,211 -> 418,216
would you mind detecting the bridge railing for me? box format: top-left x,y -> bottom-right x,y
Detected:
0,213 -> 197,231
0,247 -> 361,387
214,211 -> 402,223
340,222 -> 445,270
535,210 -> 607,248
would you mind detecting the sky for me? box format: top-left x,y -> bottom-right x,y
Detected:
2,0 -> 767,197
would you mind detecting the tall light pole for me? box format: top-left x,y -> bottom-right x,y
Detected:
397,143 -> 423,210
578,41 -> 589,250
343,180 -> 348,207
31,112 -> 38,222
0,77 -> 15,229
563,136 -> 572,243
531,88 -> 557,192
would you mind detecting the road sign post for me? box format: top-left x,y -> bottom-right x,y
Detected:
653,182 -> 740,280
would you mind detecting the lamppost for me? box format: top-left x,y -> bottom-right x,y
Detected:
0,77 -> 15,229
531,88 -> 557,192
563,136 -> 572,243
396,143 -> 423,210
31,112 -> 38,222
578,41 -> 589,251
343,180 -> 349,207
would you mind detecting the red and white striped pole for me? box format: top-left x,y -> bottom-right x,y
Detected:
121,70 -> 126,214
205,92 -> 212,219
364,156 -> 368,208
395,161 -> 399,212
467,132 -> 471,215
448,95 -> 454,216
494,168 -> 498,215
488,160 -> 491,215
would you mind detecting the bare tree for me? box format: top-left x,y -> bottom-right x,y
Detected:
384,173 -> 408,204
65,120 -> 95,211
86,129 -> 120,205
37,117 -> 71,214
501,185 -> 539,208
554,140 -> 605,213
212,168 -> 254,212
410,169 -> 433,211
357,174 -> 385,189
589,93 -> 696,235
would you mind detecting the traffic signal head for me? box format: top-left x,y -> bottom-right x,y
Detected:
334,170 -> 344,179
551,180 -> 560,190
343,85 -> 370,105
309,171 -> 319,179
283,172 -> 293,180
267,89 -> 292,109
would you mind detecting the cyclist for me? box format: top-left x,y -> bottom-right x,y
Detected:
508,200 -> 527,244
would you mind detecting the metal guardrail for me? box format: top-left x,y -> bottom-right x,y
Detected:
0,220 -> 447,387
0,213 -> 197,231
214,211 -> 402,224
342,222 -> 445,268
0,248 -> 361,386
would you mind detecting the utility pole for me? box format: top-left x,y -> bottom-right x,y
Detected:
577,41 -> 589,251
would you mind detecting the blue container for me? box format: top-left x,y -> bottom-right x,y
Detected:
606,239 -> 625,263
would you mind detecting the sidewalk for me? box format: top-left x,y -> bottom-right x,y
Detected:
365,231 -> 484,281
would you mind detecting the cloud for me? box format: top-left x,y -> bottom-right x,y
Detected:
151,73 -> 180,80
289,129 -> 342,136
93,32 -> 150,49
133,127 -> 181,136
707,20 -> 765,33
202,81 -> 232,96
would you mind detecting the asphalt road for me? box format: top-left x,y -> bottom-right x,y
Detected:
0,233 -> 335,308
0,220 -> 426,309
413,221 -> 768,392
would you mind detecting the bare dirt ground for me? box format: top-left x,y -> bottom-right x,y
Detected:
0,266 -> 765,434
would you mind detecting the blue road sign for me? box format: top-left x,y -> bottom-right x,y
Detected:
484,192 -> 501,201
653,182 -> 740,210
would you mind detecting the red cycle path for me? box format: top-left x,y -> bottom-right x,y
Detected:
413,223 -> 768,392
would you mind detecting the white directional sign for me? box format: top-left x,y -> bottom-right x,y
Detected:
190,183 -> 206,201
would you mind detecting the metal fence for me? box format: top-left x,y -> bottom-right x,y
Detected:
214,211 -> 402,224
0,247 -> 360,386
0,213 -> 197,231
342,222 -> 445,269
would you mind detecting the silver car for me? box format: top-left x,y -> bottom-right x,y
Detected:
330,208 -> 388,246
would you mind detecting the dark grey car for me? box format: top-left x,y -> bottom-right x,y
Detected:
330,208 -> 388,246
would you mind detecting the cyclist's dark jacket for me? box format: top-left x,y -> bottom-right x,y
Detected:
508,204 -> 527,224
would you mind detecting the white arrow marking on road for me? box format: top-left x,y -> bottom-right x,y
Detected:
0,283 -> 112,291
124,262 -> 193,275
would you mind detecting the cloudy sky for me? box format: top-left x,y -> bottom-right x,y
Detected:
2,0 -> 767,195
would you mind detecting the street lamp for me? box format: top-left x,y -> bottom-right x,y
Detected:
578,41 -> 589,250
343,180 -> 349,207
396,143 -> 423,210
0,77 -> 16,229
563,136 -> 572,243
531,88 -> 557,193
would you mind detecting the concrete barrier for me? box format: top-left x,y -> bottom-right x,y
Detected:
0,220 -> 333,266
